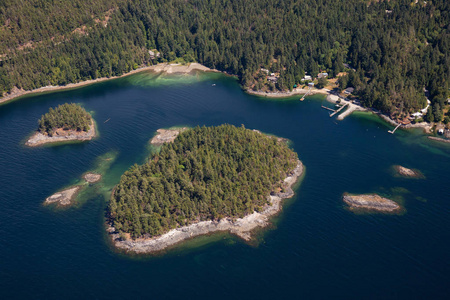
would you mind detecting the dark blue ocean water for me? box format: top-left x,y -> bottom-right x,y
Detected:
0,71 -> 449,299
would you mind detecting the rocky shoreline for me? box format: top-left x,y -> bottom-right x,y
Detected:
343,194 -> 401,213
25,120 -> 96,147
108,159 -> 304,254
150,128 -> 188,146
247,87 -> 330,98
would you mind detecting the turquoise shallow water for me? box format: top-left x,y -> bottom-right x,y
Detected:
0,71 -> 449,299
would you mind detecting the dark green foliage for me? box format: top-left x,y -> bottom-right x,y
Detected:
316,77 -> 328,89
109,125 -> 298,238
1,0 -> 449,117
38,103 -> 92,135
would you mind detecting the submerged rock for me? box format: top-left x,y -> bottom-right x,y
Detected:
84,173 -> 101,183
343,194 -> 401,213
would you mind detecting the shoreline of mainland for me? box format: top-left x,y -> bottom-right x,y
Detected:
108,159 -> 304,254
25,120 -> 96,147
0,63 -> 221,106
3,61 -> 444,141
247,88 -> 437,133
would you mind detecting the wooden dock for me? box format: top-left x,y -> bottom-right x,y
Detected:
321,105 -> 336,112
388,123 -> 401,134
330,103 -> 348,117
300,87 -> 312,101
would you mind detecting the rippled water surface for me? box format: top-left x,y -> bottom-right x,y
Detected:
0,71 -> 449,299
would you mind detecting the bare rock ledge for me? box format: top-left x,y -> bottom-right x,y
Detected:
393,165 -> 423,178
44,186 -> 81,206
343,194 -> 401,213
150,128 -> 188,146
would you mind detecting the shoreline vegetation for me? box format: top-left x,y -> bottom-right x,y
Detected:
108,160 -> 303,254
3,60 -> 444,141
343,194 -> 401,214
0,63 -> 220,106
107,125 -> 303,254
25,119 -> 96,147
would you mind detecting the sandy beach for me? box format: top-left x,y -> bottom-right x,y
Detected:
108,160 -> 304,254
0,63 -> 219,105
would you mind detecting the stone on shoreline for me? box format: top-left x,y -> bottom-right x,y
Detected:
343,194 -> 401,213
45,186 -> 81,206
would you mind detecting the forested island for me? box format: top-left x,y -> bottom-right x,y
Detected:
26,103 -> 95,146
1,0 -> 449,124
108,125 -> 302,253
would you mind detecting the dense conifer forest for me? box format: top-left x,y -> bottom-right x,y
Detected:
109,125 -> 298,238
1,0 -> 449,120
38,103 -> 92,135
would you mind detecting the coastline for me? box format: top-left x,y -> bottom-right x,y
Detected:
246,87 -> 330,98
108,159 -> 304,254
25,120 -> 96,147
0,63 -> 220,106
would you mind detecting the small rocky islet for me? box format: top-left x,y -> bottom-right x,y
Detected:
26,103 -> 96,147
44,172 -> 102,207
343,194 -> 401,213
392,165 -> 423,179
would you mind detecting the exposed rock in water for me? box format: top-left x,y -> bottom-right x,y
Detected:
84,173 -> 101,183
393,165 -> 423,178
45,186 -> 81,206
343,194 -> 401,213
150,128 -> 187,145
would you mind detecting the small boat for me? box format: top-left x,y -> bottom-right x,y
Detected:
212,84 -> 216,86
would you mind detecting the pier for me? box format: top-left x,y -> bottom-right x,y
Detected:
321,105 -> 336,112
388,123 -> 401,134
300,87 -> 312,101
330,103 -> 348,117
